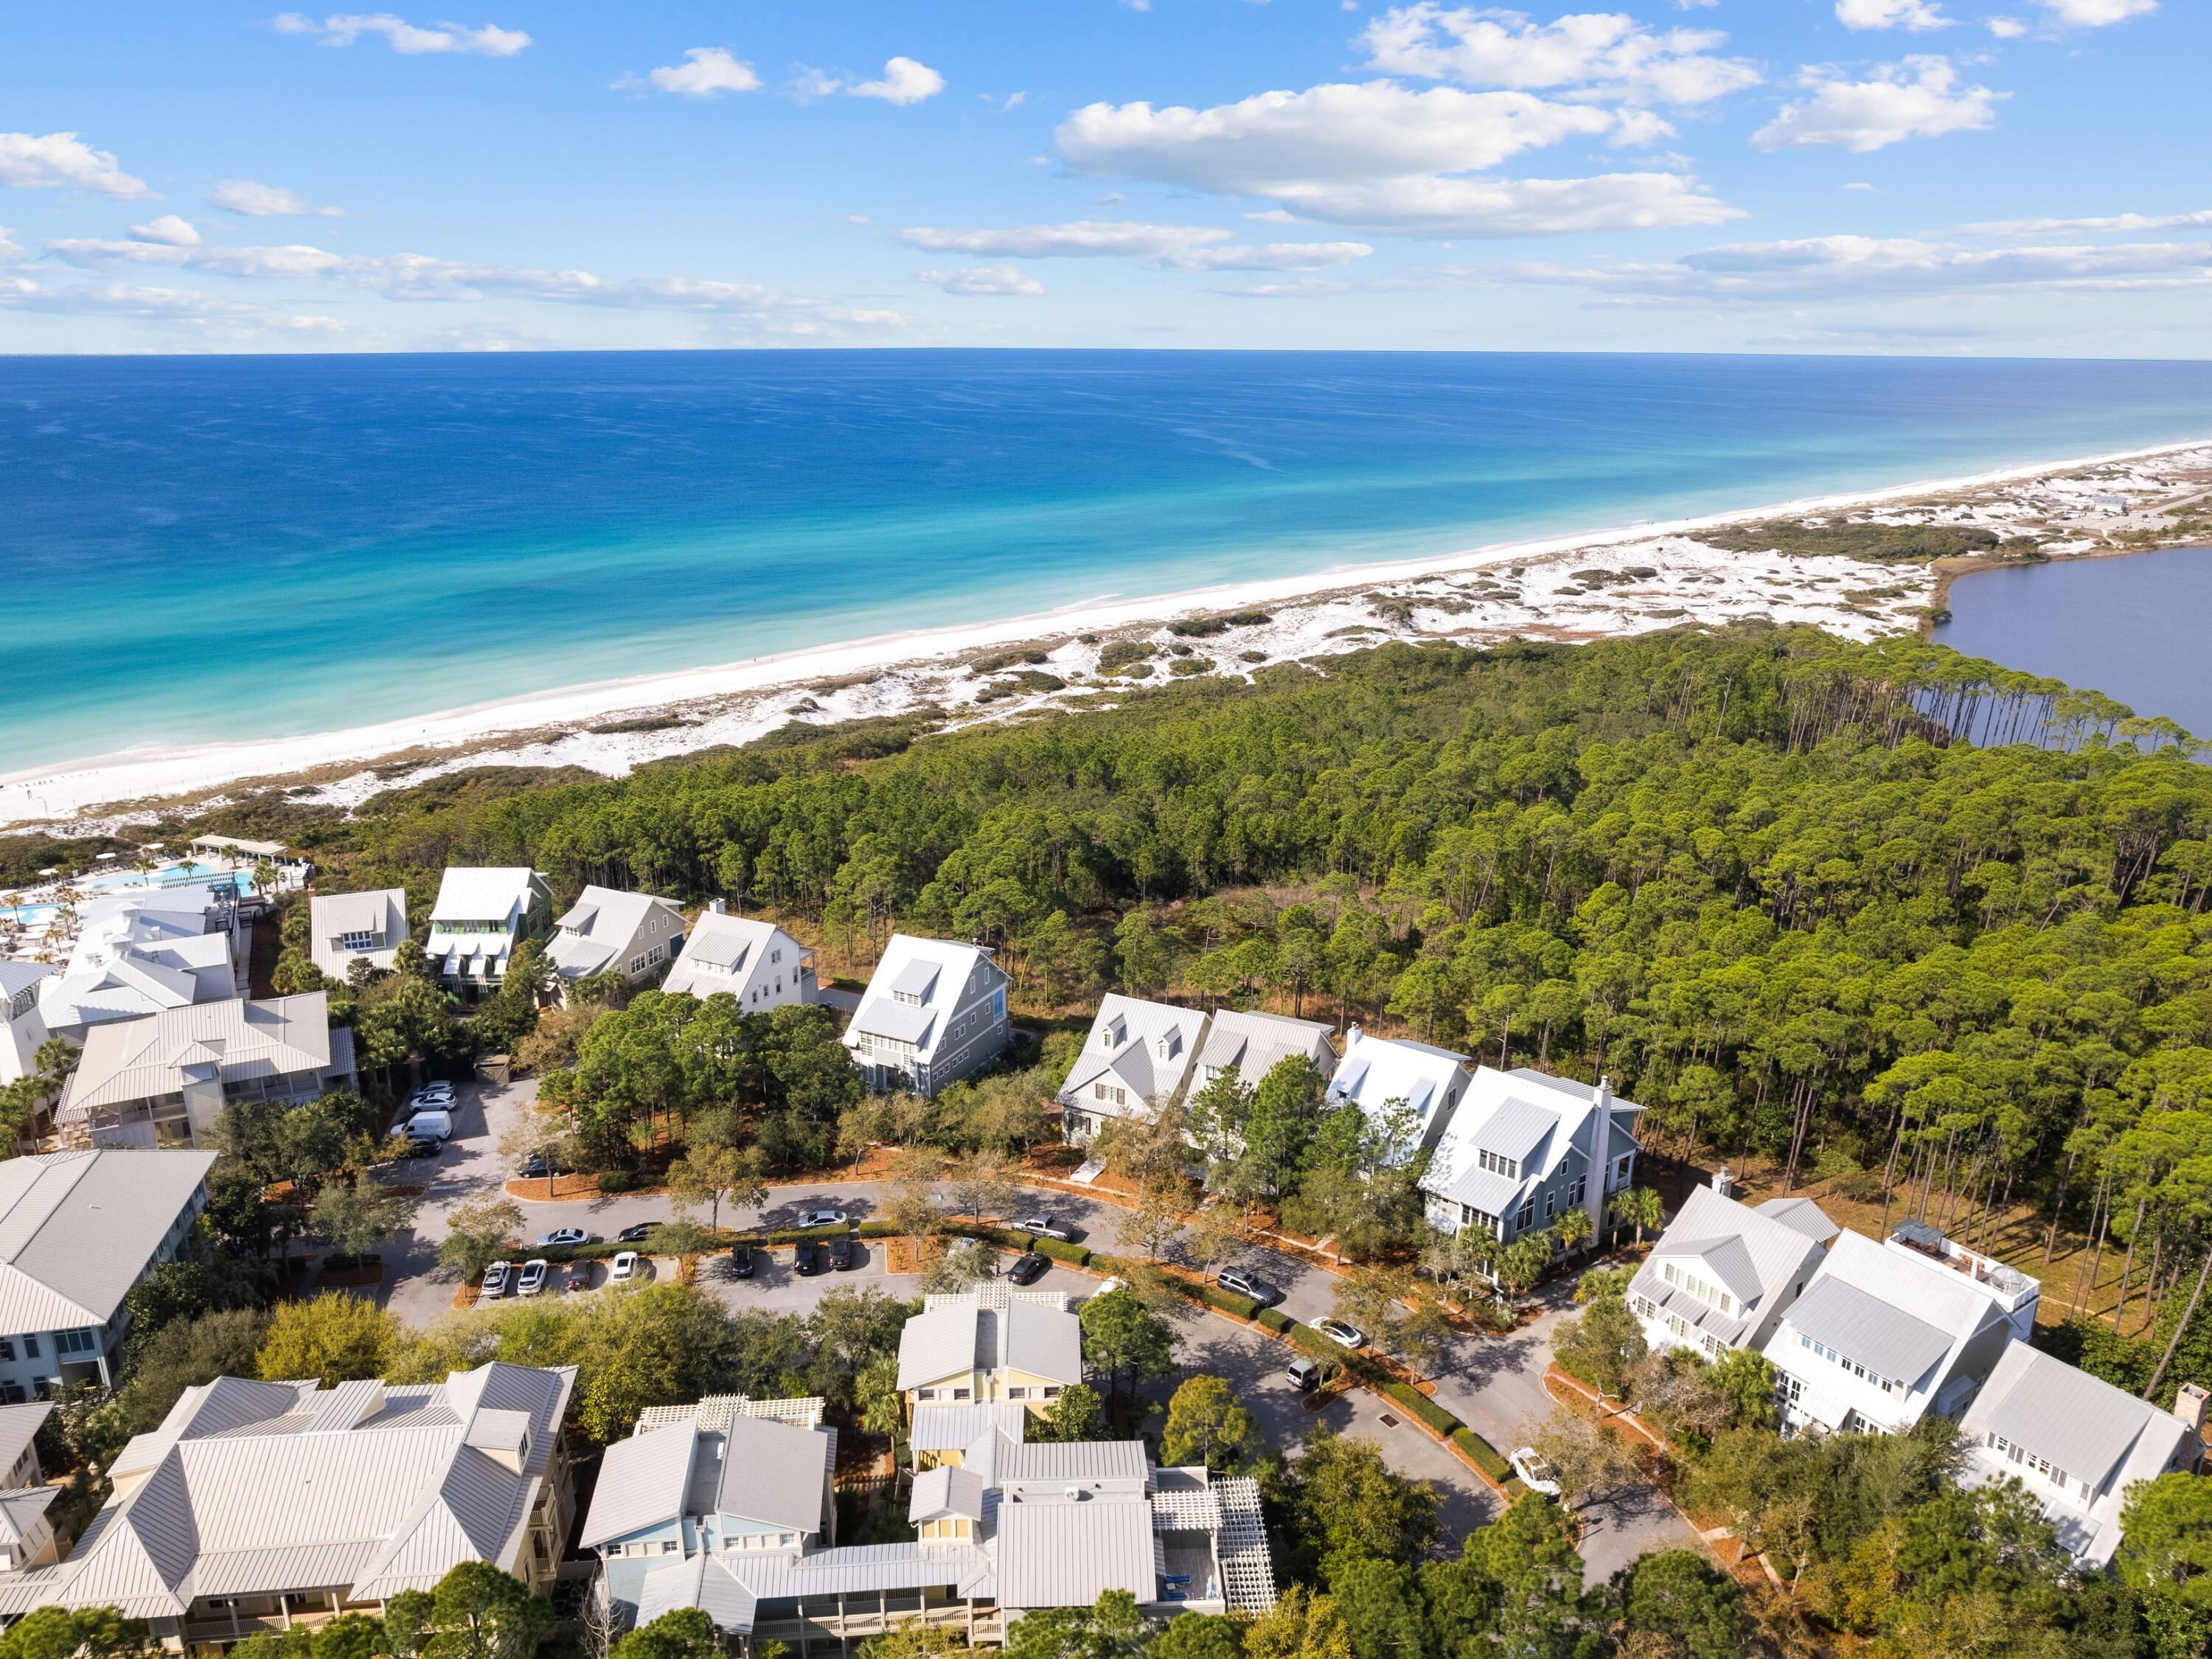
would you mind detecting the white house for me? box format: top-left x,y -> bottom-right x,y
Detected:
0,967 -> 53,1089
307,888 -> 409,982
36,885 -> 246,1044
1188,1009 -> 1336,1096
0,1149 -> 216,1398
427,867 -> 551,1001
1325,1025 -> 1471,1159
56,993 -> 357,1150
1056,995 -> 1208,1144
895,1288 -> 1085,1416
0,1362 -> 576,1638
545,886 -> 686,1002
1627,1181 -> 1832,1361
1761,1222 -> 2039,1439
1420,1067 -> 1641,1248
662,906 -> 815,1012
1957,1342 -> 2199,1568
842,936 -> 1011,1097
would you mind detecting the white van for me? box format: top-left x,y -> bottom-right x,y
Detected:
400,1109 -> 454,1142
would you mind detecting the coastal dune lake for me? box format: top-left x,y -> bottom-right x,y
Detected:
1935,543 -> 2212,740
7,349 -> 2212,776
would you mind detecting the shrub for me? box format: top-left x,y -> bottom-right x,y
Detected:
1256,1307 -> 1294,1335
1196,1284 -> 1259,1321
1032,1239 -> 1091,1266
1169,658 -> 1211,678
1168,609 -> 1271,638
596,1170 -> 638,1194
1450,1426 -> 1513,1482
1383,1381 -> 1459,1438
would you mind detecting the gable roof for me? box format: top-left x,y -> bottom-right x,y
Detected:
0,1151 -> 217,1335
908,1402 -> 1029,1453
1057,995 -> 1208,1115
0,1363 -> 573,1618
0,1402 -> 54,1475
663,914 -> 804,1003
548,886 -> 682,979
60,995 -> 335,1116
1326,1028 -> 1470,1148
1423,1065 -> 1642,1216
845,936 -> 1005,1062
896,1297 -> 1082,1391
1961,1341 -> 2192,1498
428,868 -> 543,927
0,964 -> 55,1003
1781,1229 -> 2006,1388
1756,1196 -> 1842,1245
710,1416 -> 834,1534
1194,1009 -> 1334,1083
582,1420 -> 698,1548
1627,1183 -> 1829,1351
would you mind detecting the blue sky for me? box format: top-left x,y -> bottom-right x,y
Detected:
0,0 -> 2203,355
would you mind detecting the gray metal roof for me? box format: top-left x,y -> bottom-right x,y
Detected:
0,1150 -> 217,1334
1000,1298 -> 1082,1385
1469,1095 -> 1557,1168
0,1489 -> 56,1548
1001,1440 -> 1150,1487
62,994 -> 336,1116
582,1419 -> 697,1548
663,915 -> 807,1004
1961,1341 -> 2190,1495
908,1465 -> 986,1523
0,1402 -> 53,1475
1440,1164 -> 1526,1218
908,1402 -> 1028,1452
1784,1274 -> 1954,1387
1057,995 -> 1207,1113
712,1416 -> 834,1534
0,964 -> 52,1000
855,1001 -> 936,1046
890,959 -> 941,1002
994,1496 -> 1157,1610
1194,1009 -> 1334,1082
897,1304 -> 981,1391
1755,1196 -> 1841,1244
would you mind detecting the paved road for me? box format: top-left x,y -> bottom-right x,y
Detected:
376,1077 -> 1694,1579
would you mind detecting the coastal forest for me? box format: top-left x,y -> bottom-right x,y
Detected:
170,621 -> 2212,1385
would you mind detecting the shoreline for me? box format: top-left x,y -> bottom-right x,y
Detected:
7,434 -> 2211,834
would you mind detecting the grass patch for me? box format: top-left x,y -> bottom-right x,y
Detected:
1168,609 -> 1273,638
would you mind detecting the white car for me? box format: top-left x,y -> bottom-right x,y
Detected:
1315,1318 -> 1366,1351
407,1085 -> 456,1110
1012,1214 -> 1080,1242
517,1259 -> 550,1295
1510,1447 -> 1562,1496
794,1208 -> 847,1230
535,1228 -> 590,1248
481,1261 -> 513,1298
610,1251 -> 640,1283
1091,1277 -> 1127,1301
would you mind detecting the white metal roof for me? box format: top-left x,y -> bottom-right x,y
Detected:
908,1402 -> 1028,1452
1057,995 -> 1208,1116
0,1151 -> 216,1335
1961,1340 -> 2191,1498
663,914 -> 807,1004
994,1495 -> 1157,1610
1194,1009 -> 1334,1082
428,867 -> 543,926
60,993 -> 336,1116
582,1420 -> 698,1548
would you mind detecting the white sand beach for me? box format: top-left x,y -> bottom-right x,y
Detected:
6,437 -> 2209,837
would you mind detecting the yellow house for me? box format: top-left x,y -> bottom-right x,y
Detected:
896,1291 -> 1084,1426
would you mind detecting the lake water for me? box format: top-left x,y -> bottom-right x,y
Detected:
1933,544 -> 2212,740
8,349 -> 2212,774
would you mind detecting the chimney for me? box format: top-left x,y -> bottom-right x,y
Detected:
1711,1167 -> 1735,1199
709,898 -> 727,915
2175,1382 -> 2209,1438
1587,1075 -> 1613,1243
1344,1022 -> 1363,1048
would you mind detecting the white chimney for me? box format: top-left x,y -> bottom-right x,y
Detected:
709,898 -> 727,914
1344,1022 -> 1363,1048
2175,1382 -> 2209,1438
1587,1075 -> 1613,1242
1711,1167 -> 1735,1199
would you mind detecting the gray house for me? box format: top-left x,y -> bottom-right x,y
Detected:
842,936 -> 1011,1097
545,886 -> 687,1004
1419,1067 -> 1641,1249
1055,995 -> 1208,1145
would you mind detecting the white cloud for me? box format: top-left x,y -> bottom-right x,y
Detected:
1958,207 -> 2212,234
0,277 -> 346,328
0,132 -> 156,199
40,237 -> 910,333
1986,15 -> 2028,34
1836,0 -> 1952,29
1057,83 -> 1736,235
897,219 -> 1374,271
980,91 -> 1029,112
1358,5 -> 1761,105
129,214 -> 201,246
272,13 -> 530,55
616,47 -> 761,99
849,57 -> 945,105
212,179 -> 346,218
1751,57 -> 2003,153
2037,0 -> 2154,24
915,265 -> 1046,296
1844,180 -> 1879,191
0,226 -> 19,263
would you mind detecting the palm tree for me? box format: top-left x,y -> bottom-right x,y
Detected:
1554,1207 -> 1594,1256
1613,1185 -> 1664,1245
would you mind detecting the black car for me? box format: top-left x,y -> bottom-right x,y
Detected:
616,1223 -> 655,1245
728,1242 -> 755,1279
401,1136 -> 442,1160
1006,1251 -> 1050,1285
794,1242 -> 821,1276
829,1232 -> 855,1270
521,1154 -> 563,1179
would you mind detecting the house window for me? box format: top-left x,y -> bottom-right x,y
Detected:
1043,1387 -> 1062,1399
1516,1198 -> 1534,1231
0,1385 -> 21,1406
1477,1150 -> 1520,1180
55,1330 -> 97,1357
1543,1191 -> 1557,1220
953,1388 -> 970,1401
1006,1387 -> 1028,1400
21,1338 -> 37,1359
339,931 -> 378,951
1565,1175 -> 1587,1206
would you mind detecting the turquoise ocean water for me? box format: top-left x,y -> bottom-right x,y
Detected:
7,349 -> 2212,776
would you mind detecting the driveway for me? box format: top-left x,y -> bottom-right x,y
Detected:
372,1085 -> 1690,1578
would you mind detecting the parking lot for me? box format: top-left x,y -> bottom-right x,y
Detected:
372,1075 -> 1694,1579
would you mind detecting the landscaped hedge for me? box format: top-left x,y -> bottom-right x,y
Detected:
1383,1381 -> 1459,1438
1031,1238 -> 1092,1266
1194,1284 -> 1259,1321
1451,1426 -> 1514,1483
1254,1307 -> 1294,1335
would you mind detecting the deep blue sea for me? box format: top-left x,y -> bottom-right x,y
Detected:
7,349 -> 2212,776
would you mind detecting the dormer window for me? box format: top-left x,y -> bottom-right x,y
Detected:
1661,1261 -> 1735,1315
1478,1149 -> 1519,1180
338,930 -> 379,952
